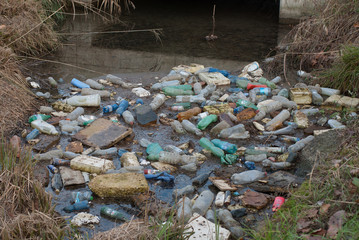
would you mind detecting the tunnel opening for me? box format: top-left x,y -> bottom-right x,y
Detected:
91,0 -> 281,61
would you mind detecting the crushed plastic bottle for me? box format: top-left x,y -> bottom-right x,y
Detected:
31,119 -> 58,135
177,107 -> 202,122
211,139 -> 237,154
288,135 -> 315,153
115,100 -> 129,116
171,120 -> 187,134
231,170 -> 266,185
103,103 -> 119,113
159,151 -> 182,165
66,107 -> 84,121
197,114 -> 218,130
150,94 -> 166,110
192,190 -> 214,216
181,120 -> 203,136
71,191 -> 93,203
199,138 -> 224,158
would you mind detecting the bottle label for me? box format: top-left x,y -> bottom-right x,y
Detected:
259,88 -> 269,95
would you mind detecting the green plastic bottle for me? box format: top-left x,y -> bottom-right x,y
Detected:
197,114 -> 218,130
146,143 -> 163,161
173,102 -> 191,109
221,154 -> 238,165
28,114 -> 51,123
163,87 -> 194,96
165,85 -> 193,90
236,79 -> 251,89
101,206 -> 127,221
236,99 -> 258,110
258,77 -> 277,89
199,138 -> 224,158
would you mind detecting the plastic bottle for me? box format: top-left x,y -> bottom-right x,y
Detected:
47,165 -> 58,174
236,78 -> 251,89
210,121 -> 231,136
206,209 -> 215,223
321,87 -> 340,96
231,170 -> 266,185
328,119 -> 346,129
150,94 -> 166,110
92,147 -> 118,156
115,100 -> 129,116
152,80 -> 180,90
277,88 -> 289,98
251,87 -> 271,96
173,185 -> 195,198
28,114 -> 51,123
311,90 -> 323,105
103,103 -> 119,114
247,83 -> 268,90
36,92 -> 51,98
254,146 -> 285,153
31,119 -> 58,135
159,151 -> 182,165
262,124 -> 298,135
271,76 -> 282,84
180,163 -> 197,172
159,73 -> 183,82
163,145 -> 184,155
177,197 -> 192,222
81,88 -> 110,98
66,107 -> 84,121
200,84 -> 216,97
242,61 -> 259,72
197,114 -> 218,130
244,154 -> 267,162
181,155 -> 198,165
51,172 -> 63,194
181,120 -> 203,136
146,143 -> 163,161
279,135 -> 301,143
65,94 -> 101,107
255,100 -> 282,121
170,105 -> 185,111
139,138 -> 152,148
163,87 -> 193,96
236,99 -> 258,110
192,172 -> 211,186
52,158 -> 71,166
265,109 -> 291,131
122,110 -> 135,125
48,77 -> 58,87
262,160 -> 291,170
211,139 -> 237,154
85,79 -> 104,90
35,150 -> 63,161
258,77 -> 277,89
143,169 -> 161,175
26,128 -> 40,141
192,190 -> 214,216
217,209 -> 244,239
199,138 -> 224,158
173,102 -> 191,109
71,191 -> 93,203
71,78 -> 90,88
63,151 -> 80,159
176,95 -> 206,103
63,200 -> 90,213
272,96 -> 297,109
39,106 -> 54,114
170,120 -> 186,134
288,135 -> 315,153
177,107 -> 202,122
193,82 -> 202,95
218,124 -> 246,139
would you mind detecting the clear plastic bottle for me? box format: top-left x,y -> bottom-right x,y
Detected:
210,121 -> 231,136
122,110 -> 135,125
171,120 -> 186,134
217,209 -> 244,239
39,106 -> 54,114
262,124 -> 298,135
258,77 -> 276,89
64,201 -> 90,212
52,158 -> 71,166
193,82 -> 202,95
65,94 -> 101,107
159,151 -> 182,164
163,87 -> 193,96
180,162 -> 197,172
262,159 -> 291,170
271,76 -> 282,84
66,107 -> 84,121
173,185 -> 195,198
311,90 -> 323,105
199,138 -> 225,158
63,151 -> 80,159
199,84 -> 216,97
299,108 -> 320,116
26,128 -> 40,141
277,88 -> 289,98
244,153 -> 267,162
272,95 -> 297,109
236,99 -> 258,110
181,120 -> 203,136
81,88 -> 110,98
115,100 -> 129,116
231,170 -> 266,185
48,76 -> 58,87
206,209 -> 215,223
150,94 -> 166,110
242,61 -> 259,72
159,73 -> 183,82
328,119 -> 346,129
100,206 -> 126,221
31,119 -> 58,135
92,147 -> 118,156
36,92 -> 51,98
192,190 -> 215,216
215,191 -> 225,207
255,100 -> 282,121
218,124 -> 246,139
51,172 -> 63,194
139,138 -> 152,148
176,197 -> 192,222
71,191 -> 93,203
163,145 -> 184,155
265,109 -> 291,131
151,80 -> 180,90
321,87 -> 340,96
180,155 -> 198,165
211,139 -> 237,154
251,87 -> 271,96
197,114 -> 218,130
35,149 -> 63,161
236,78 -> 250,89
254,146 -> 285,153
288,135 -> 315,153
85,79 -> 104,90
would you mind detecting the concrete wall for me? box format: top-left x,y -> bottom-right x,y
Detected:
279,0 -> 317,22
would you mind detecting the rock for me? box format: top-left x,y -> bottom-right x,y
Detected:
89,173 -> 149,198
70,155 -> 115,174
65,141 -> 83,153
185,213 -> 230,240
151,162 -> 177,173
120,152 -> 139,167
236,108 -> 256,121
32,135 -> 60,152
59,166 -> 85,186
71,212 -> 100,227
242,190 -> 269,210
230,208 -> 247,220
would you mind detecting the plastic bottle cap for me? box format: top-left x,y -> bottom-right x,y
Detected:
89,196 -> 94,201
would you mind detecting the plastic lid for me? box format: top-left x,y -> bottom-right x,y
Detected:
89,196 -> 93,201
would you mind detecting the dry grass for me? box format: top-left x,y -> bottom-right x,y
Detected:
265,0 -> 359,76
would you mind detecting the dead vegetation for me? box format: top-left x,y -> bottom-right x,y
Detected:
265,0 -> 359,76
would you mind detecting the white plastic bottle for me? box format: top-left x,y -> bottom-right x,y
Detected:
31,119 -> 58,135
288,135 -> 315,153
192,190 -> 214,216
231,170 -> 266,185
150,94 -> 166,110
66,107 -> 84,121
65,94 -> 101,107
122,110 -> 135,125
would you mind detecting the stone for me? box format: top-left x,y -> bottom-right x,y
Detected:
242,189 -> 269,210
70,155 -> 115,174
185,213 -> 230,240
32,135 -> 60,152
151,162 -> 177,173
338,96 -> 359,108
323,94 -> 341,106
89,173 -> 149,198
74,118 -> 132,148
65,141 -> 83,153
231,208 -> 247,220
59,166 -> 85,186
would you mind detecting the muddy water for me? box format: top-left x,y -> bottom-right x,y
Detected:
32,1 -> 297,237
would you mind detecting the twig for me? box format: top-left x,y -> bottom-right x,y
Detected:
283,53 -> 291,86
58,28 -> 163,35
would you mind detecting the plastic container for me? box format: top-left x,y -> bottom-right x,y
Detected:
115,100 -> 129,116
171,120 -> 186,134
159,151 -> 182,165
173,185 -> 195,198
103,104 -> 119,114
181,120 -> 203,136
64,200 -> 90,212
311,90 -> 323,105
71,78 -> 90,88
150,94 -> 166,110
262,159 -> 291,170
92,147 -> 118,156
288,135 -> 314,153
52,158 -> 71,166
26,128 -> 40,141
272,196 -> 285,212
71,191 -> 93,203
193,82 -> 202,95
120,152 -> 139,167
290,88 -> 312,104
254,146 -> 285,153
231,170 -> 266,185
31,119 -> 58,135
197,114 -> 218,130
66,107 -> 84,121
65,94 -> 101,107
258,77 -> 277,89
236,99 -> 258,110
81,88 -> 110,98
328,119 -> 346,129
321,87 -> 340,96
122,110 -> 135,125
265,109 -> 291,131
177,197 -> 192,222
244,153 -> 267,162
152,80 -> 180,90
28,114 -> 51,123
199,138 -> 224,158
199,84 -> 216,97
70,155 -> 115,174
251,87 -> 271,96
36,92 -> 51,98
218,124 -> 246,139
85,79 -> 104,90
211,139 -> 237,154
51,172 -> 63,194
177,107 -> 202,122
192,190 -> 214,216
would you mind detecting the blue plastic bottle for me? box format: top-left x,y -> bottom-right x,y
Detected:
211,139 -> 238,154
103,103 -> 119,114
71,78 -> 90,89
63,200 -> 90,212
118,149 -> 128,158
26,129 -> 40,141
115,100 -> 129,116
208,67 -> 230,77
136,99 -> 144,105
